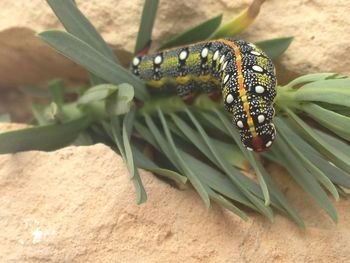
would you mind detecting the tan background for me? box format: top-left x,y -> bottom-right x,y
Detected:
0,1 -> 350,262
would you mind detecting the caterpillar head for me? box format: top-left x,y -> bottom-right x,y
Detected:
232,101 -> 276,152
223,40 -> 277,152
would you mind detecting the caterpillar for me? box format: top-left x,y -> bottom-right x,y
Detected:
131,39 -> 277,152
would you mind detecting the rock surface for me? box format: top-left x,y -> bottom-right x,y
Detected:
1,124 -> 350,262
0,0 -> 349,88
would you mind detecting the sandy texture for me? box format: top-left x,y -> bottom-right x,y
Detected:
0,132 -> 349,262
0,0 -> 349,88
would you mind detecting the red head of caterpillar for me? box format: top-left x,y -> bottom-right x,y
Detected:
131,38 -> 277,152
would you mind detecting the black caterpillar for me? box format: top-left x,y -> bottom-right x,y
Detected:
131,39 -> 277,151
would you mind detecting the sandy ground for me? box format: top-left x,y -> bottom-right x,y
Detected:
1,137 -> 350,262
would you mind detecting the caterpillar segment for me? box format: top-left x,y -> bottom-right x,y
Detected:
131,39 -> 277,152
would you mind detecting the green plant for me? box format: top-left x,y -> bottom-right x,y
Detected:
1,0 -> 349,227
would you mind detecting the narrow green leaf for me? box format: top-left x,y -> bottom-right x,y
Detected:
110,115 -> 147,204
47,0 -> 119,64
197,110 -> 229,135
91,122 -> 114,143
306,152 -> 350,189
255,37 -> 293,60
123,109 -> 136,177
316,103 -> 350,117
286,109 -> 350,174
123,109 -> 147,204
276,117 -> 350,189
134,121 -> 253,215
160,14 -> 222,49
315,129 -> 350,159
206,188 -> 248,220
88,74 -> 105,86
0,116 -> 91,154
260,151 -> 284,167
133,146 -> 187,184
169,112 -> 244,169
212,140 -> 246,169
275,117 -> 339,201
171,113 -> 270,206
183,143 -> 304,225
272,136 -> 338,222
134,0 -> 159,54
293,79 -> 350,107
211,0 -> 265,39
218,115 -> 273,207
301,103 -> 350,141
140,112 -> 302,223
256,164 -> 305,227
110,116 -> 125,156
245,155 -> 271,205
212,109 -> 271,204
170,113 -> 214,156
38,30 -> 149,101
337,187 -> 349,198
186,153 -> 256,207
144,114 -> 182,170
197,109 -> 292,219
134,122 -> 158,149
157,108 -> 211,208
285,73 -> 339,89
210,110 -> 274,220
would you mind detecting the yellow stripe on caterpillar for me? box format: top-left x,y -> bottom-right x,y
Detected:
176,75 -> 191,84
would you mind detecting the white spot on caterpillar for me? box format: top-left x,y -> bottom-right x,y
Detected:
265,141 -> 272,147
222,61 -> 228,70
213,50 -> 219,61
179,50 -> 188,60
250,51 -> 261,56
258,114 -> 265,123
226,94 -> 234,104
132,57 -> 140,66
219,54 -> 225,64
237,120 -> 244,128
271,124 -> 276,140
246,147 -> 254,151
224,74 -> 230,84
201,47 -> 209,58
252,65 -> 263,72
248,43 -> 256,48
255,85 -> 265,94
154,55 -> 162,65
